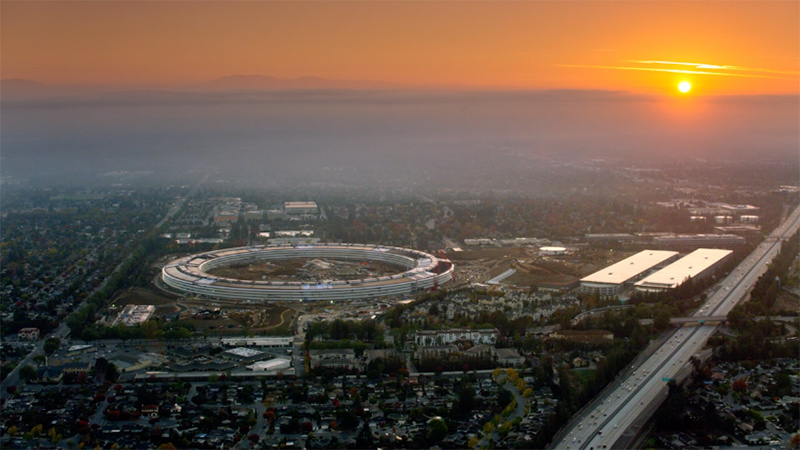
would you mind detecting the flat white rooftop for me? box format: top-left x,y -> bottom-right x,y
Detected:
284,201 -> 318,211
221,337 -> 293,346
581,250 -> 679,285
635,248 -> 732,289
246,358 -> 291,371
68,345 -> 95,352
224,347 -> 265,358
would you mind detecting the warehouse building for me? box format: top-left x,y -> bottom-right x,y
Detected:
634,248 -> 733,292
246,358 -> 291,372
652,234 -> 745,249
580,250 -> 680,296
222,347 -> 269,363
585,233 -> 635,246
284,201 -> 318,215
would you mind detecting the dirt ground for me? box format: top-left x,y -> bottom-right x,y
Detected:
446,247 -> 526,261
110,286 -> 296,334
207,258 -> 403,282
180,300 -> 296,334
110,287 -> 181,315
446,246 -> 620,288
772,291 -> 800,314
504,270 -> 578,286
208,260 -> 305,280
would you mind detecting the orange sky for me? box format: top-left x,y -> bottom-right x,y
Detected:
2,1 -> 798,95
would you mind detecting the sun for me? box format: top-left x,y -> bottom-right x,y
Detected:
678,81 -> 692,93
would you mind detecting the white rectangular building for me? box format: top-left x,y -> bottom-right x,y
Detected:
221,337 -> 293,348
415,328 -> 500,347
634,248 -> 732,292
111,305 -> 155,326
580,250 -> 679,296
284,201 -> 318,215
223,347 -> 268,362
246,358 -> 291,372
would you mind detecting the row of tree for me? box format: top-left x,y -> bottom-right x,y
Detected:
305,318 -> 381,344
65,230 -> 173,338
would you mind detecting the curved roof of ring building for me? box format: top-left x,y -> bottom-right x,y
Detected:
161,243 -> 453,302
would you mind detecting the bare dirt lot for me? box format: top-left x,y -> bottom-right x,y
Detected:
504,270 -> 577,286
446,247 -> 625,288
772,291 -> 800,315
207,258 -> 404,282
446,247 -> 526,261
179,298 -> 297,335
111,287 -> 181,316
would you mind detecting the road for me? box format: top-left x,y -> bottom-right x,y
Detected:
477,375 -> 528,448
551,205 -> 800,450
0,322 -> 70,399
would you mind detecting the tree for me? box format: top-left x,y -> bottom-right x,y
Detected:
522,388 -> 533,398
653,310 -> 671,331
492,367 -> 503,380
773,372 -> 792,397
732,378 -> 748,393
427,418 -> 448,443
505,367 -> 518,381
656,380 -> 687,430
453,382 -> 475,417
44,337 -> 60,355
356,420 -> 374,448
19,364 -> 37,382
102,362 -> 119,381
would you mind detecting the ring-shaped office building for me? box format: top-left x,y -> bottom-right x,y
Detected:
161,244 -> 453,302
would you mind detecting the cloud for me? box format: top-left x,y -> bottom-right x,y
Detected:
628,60 -> 799,76
558,64 -> 790,79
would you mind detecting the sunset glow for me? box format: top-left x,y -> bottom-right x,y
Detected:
1,1 -> 797,95
678,81 -> 692,93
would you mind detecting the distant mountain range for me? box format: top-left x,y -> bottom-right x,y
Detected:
0,75 -> 424,100
199,74 -> 415,91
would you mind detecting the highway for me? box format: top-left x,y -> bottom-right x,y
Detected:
552,205 -> 800,450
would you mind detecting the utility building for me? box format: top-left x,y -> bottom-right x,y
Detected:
580,250 -> 679,296
634,248 -> 732,292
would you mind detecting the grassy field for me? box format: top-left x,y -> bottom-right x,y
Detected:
573,368 -> 597,388
447,247 -> 526,261
111,287 -> 177,306
504,270 -> 578,286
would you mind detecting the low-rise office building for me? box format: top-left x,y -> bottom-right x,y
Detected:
580,250 -> 679,296
634,248 -> 733,292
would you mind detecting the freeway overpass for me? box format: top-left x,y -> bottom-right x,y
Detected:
550,204 -> 800,450
662,315 -> 798,325
669,315 -> 727,324
638,315 -> 728,326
